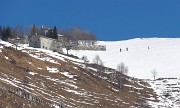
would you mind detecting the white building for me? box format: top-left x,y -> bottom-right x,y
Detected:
29,35 -> 63,53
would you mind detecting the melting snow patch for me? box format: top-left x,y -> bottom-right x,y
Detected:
28,72 -> 38,75
122,101 -> 129,105
44,57 -> 59,64
47,67 -> 59,73
60,72 -> 76,79
29,53 -> 59,64
53,104 -> 61,108
65,89 -> 84,95
147,78 -> 180,108
0,45 -> 3,52
111,87 -> 119,92
38,67 -> 42,70
4,56 -> 9,60
147,97 -> 156,101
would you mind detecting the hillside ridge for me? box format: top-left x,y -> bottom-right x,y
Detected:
0,40 -> 158,108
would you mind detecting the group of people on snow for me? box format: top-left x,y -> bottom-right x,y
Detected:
119,46 -> 150,52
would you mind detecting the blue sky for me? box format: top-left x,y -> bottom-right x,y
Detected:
1,0 -> 180,41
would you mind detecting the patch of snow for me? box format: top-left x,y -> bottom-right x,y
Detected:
47,67 -> 59,73
44,57 -> 59,64
53,104 -> 61,108
88,67 -> 97,72
124,84 -> 143,90
38,67 -> 42,70
4,56 -> 9,60
64,89 -> 86,95
60,72 -> 76,79
0,45 -> 3,52
147,78 -> 180,108
28,72 -> 38,75
111,87 -> 119,92
0,46 -> 3,49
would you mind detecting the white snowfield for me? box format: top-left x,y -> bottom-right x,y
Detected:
69,38 -> 180,79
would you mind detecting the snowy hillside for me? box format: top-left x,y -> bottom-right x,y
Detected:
0,40 -> 158,108
69,38 -> 180,79
148,78 -> 180,108
1,39 -> 180,108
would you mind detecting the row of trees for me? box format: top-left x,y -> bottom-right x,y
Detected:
91,55 -> 128,89
0,26 -> 12,41
0,26 -> 24,41
0,26 -> 29,50
29,24 -> 58,39
0,25 -> 97,43
59,27 -> 96,41
91,55 -> 158,85
28,25 -> 96,41
58,27 -> 97,55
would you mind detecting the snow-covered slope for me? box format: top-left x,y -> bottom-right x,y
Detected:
148,78 -> 180,108
69,38 -> 180,79
0,39 -> 158,108
1,38 -> 179,107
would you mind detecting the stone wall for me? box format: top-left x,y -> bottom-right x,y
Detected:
73,45 -> 106,51
71,40 -> 106,51
6,86 -> 66,108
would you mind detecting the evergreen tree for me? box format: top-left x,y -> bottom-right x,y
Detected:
29,24 -> 37,36
2,27 -> 5,40
46,29 -> 54,38
53,26 -> 58,39
32,24 -> 36,35
2,27 -> 12,41
6,27 -> 12,38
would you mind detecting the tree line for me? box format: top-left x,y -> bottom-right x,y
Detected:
0,24 -> 97,42
28,24 -> 58,39
0,26 -> 24,41
58,27 -> 96,41
29,25 -> 97,41
91,55 -> 128,89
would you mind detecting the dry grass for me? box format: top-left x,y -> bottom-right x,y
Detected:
0,46 -> 158,108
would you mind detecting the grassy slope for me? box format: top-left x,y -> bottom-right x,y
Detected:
0,45 -> 158,108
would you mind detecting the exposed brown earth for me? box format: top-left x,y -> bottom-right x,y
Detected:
0,45 -> 158,108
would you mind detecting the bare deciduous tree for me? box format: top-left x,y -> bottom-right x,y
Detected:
93,55 -> 104,77
82,55 -> 89,63
28,24 -> 38,39
116,62 -> 128,88
58,27 -> 97,42
151,69 -> 157,81
93,55 -> 102,65
116,62 -> 128,75
82,55 -> 89,69
15,26 -> 24,38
